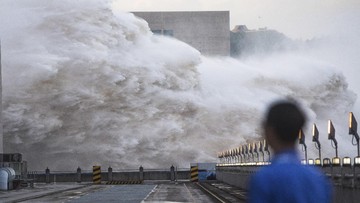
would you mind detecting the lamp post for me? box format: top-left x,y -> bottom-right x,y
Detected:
299,129 -> 307,164
234,148 -> 238,164
222,151 -> 226,164
242,145 -> 247,163
221,151 -> 225,164
258,141 -> 265,162
328,120 -> 338,157
224,150 -> 228,164
264,139 -> 270,162
232,148 -> 236,163
349,112 -> 360,156
228,150 -> 231,164
233,148 -> 238,164
248,143 -> 253,163
312,124 -> 321,164
253,142 -> 259,162
230,149 -> 234,164
245,144 -> 249,163
238,146 -> 243,163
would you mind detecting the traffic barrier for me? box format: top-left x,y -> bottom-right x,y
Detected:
106,180 -> 142,185
190,165 -> 199,182
93,166 -> 101,184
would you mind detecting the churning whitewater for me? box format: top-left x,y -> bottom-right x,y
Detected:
0,0 -> 357,170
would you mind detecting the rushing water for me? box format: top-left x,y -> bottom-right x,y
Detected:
0,0 -> 359,170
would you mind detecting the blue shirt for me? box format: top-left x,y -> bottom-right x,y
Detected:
248,150 -> 332,203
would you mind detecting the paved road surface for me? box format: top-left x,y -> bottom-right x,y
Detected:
70,185 -> 156,203
2,181 -> 217,203
0,183 -> 87,203
144,182 -> 216,202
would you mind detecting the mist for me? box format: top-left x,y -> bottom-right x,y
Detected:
0,0 -> 359,170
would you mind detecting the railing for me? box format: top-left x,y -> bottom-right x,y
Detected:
26,166 -> 190,183
217,112 -> 360,168
216,112 -> 360,203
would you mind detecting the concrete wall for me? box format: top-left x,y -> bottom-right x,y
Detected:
230,28 -> 291,57
144,171 -> 170,180
112,172 -> 140,181
27,170 -> 190,183
217,165 -> 360,203
216,165 -> 259,189
133,11 -> 230,56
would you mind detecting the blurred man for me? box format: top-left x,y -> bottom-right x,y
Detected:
248,100 -> 332,203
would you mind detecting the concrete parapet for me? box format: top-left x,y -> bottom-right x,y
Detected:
45,168 -> 50,184
144,170 -> 170,180
76,167 -> 81,183
216,165 -> 261,189
139,166 -> 144,181
170,165 -> 175,181
108,166 -> 113,182
28,166 -> 190,183
217,163 -> 360,190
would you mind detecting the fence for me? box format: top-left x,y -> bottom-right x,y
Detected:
27,166 -> 190,183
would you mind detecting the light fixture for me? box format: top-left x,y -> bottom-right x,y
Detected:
328,120 -> 335,140
312,124 -> 321,162
349,112 -> 357,135
298,129 -> 307,163
349,112 -> 360,156
343,157 -> 351,166
328,120 -> 338,157
332,157 -> 341,166
323,158 -> 331,167
354,156 -> 360,166
263,139 -> 270,161
253,143 -> 259,162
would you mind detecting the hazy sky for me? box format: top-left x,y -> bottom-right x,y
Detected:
113,0 -> 360,39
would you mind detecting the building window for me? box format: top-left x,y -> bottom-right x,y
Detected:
163,30 -> 173,36
151,30 -> 162,35
151,29 -> 174,37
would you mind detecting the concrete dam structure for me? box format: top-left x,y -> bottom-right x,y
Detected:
133,11 -> 230,56
1,1 -> 360,202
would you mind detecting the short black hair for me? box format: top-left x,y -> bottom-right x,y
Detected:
264,100 -> 306,143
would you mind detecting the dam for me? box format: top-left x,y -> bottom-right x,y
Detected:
1,1 -> 360,202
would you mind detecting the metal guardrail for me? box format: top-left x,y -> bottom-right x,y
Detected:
24,167 -> 190,183
27,167 -> 190,174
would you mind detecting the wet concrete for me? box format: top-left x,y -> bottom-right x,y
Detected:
0,183 -> 89,203
69,185 -> 156,203
0,181 -> 217,203
143,182 -> 216,202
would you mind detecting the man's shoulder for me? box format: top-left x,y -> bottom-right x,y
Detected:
301,165 -> 330,181
254,162 -> 325,179
252,164 -> 279,179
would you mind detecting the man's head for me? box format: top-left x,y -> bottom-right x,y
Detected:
263,100 -> 306,152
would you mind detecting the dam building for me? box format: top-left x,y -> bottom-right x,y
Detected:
132,11 -> 230,56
